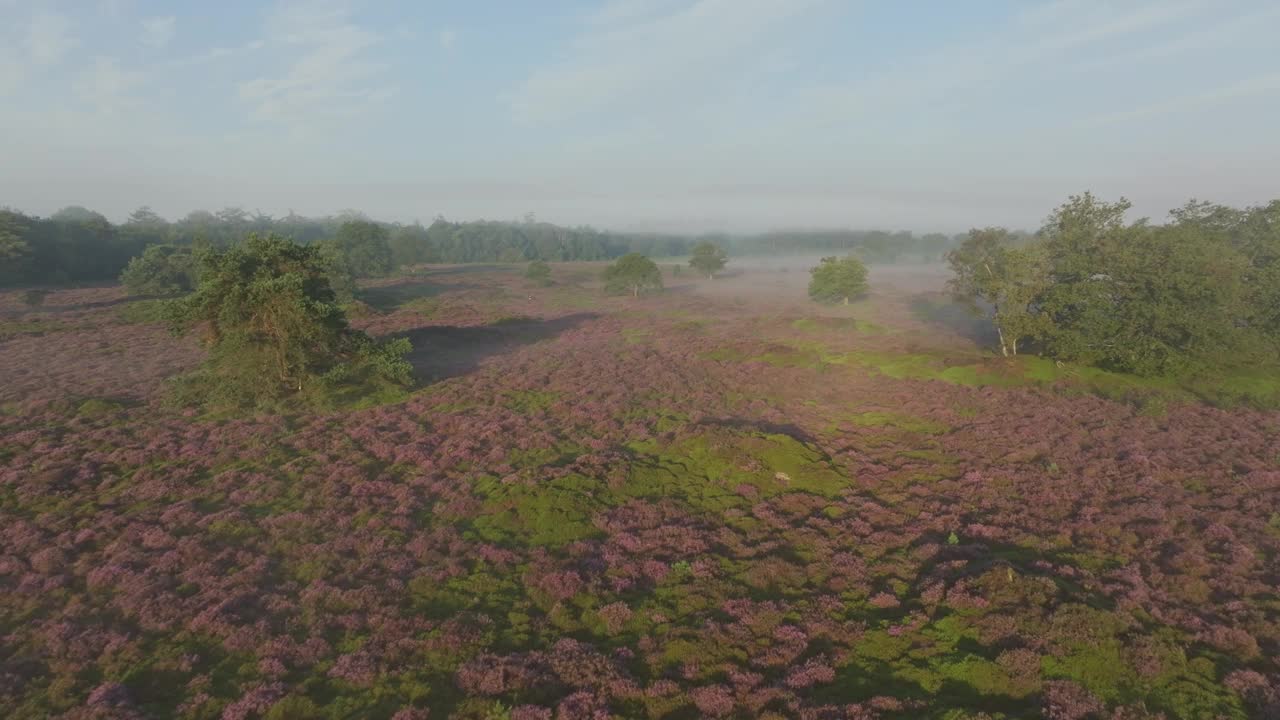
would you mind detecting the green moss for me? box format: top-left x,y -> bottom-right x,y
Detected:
501,389 -> 559,414
469,473 -> 607,547
0,319 -> 79,339
621,327 -> 651,344
76,397 -> 129,417
115,298 -> 172,324
850,411 -> 949,435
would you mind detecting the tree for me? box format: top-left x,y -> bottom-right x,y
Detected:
603,253 -> 663,297
525,259 -> 552,287
947,228 -> 1052,357
388,223 -> 435,267
1038,193 -> 1250,375
0,210 -> 30,263
688,240 -> 728,279
119,245 -> 197,296
166,234 -> 412,408
325,220 -> 394,278
808,255 -> 868,305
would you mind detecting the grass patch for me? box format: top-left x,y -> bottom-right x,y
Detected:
116,298 -> 171,324
850,411 -> 949,435
0,319 -> 80,340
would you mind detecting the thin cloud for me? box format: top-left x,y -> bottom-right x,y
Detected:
27,11 -> 76,65
73,56 -> 143,112
1081,73 -> 1280,127
140,16 -> 177,49
438,28 -> 456,50
507,0 -> 827,123
238,0 -> 393,125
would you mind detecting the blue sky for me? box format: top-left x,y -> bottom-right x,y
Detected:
1,0 -> 1278,232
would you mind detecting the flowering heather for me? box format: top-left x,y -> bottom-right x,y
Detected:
1,268 -> 1278,719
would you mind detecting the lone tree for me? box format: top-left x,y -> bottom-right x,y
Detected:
808,255 -> 869,305
603,253 -> 663,297
166,233 -> 412,409
688,240 -> 728,279
947,228 -> 1051,357
120,245 -> 197,296
525,259 -> 552,287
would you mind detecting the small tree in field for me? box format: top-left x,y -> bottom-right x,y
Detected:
120,244 -> 197,296
947,228 -> 1052,357
688,241 -> 728,279
808,255 -> 868,305
525,259 -> 552,287
166,233 -> 411,409
603,253 -> 663,297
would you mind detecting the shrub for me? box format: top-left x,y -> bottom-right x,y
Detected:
119,244 -> 197,296
688,241 -> 728,279
525,260 -> 552,287
603,253 -> 662,297
808,255 -> 868,304
165,233 -> 412,409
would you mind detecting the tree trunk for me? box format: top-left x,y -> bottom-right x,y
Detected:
995,323 -> 1009,357
842,296 -> 849,305
632,286 -> 638,297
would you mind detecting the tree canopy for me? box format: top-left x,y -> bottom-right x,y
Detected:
942,192 -> 1280,378
947,228 -> 1051,357
603,253 -> 663,297
119,244 -> 197,297
688,240 -> 728,278
808,255 -> 869,305
165,233 -> 412,409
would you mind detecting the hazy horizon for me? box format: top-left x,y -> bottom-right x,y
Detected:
2,0 -> 1278,233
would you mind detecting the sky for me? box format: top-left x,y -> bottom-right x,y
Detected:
1,0 -> 1278,233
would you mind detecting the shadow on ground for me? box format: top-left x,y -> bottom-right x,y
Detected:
909,293 -> 999,346
397,312 -> 598,382
358,279 -> 483,312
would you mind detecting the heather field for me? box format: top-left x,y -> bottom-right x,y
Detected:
2,263 -> 1278,720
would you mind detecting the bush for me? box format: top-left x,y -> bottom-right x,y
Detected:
165,233 -> 412,410
603,253 -> 663,297
119,245 -> 196,296
808,255 -> 868,304
688,241 -> 728,279
525,260 -> 552,287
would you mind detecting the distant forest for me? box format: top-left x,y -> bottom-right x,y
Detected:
0,205 -> 962,287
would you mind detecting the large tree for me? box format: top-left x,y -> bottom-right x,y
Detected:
603,253 -> 663,297
808,255 -> 869,305
947,228 -> 1051,357
688,240 -> 728,279
166,233 -> 411,408
1038,193 -> 1250,375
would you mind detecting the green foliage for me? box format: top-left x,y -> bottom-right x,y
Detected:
947,228 -> 1052,357
603,253 -> 663,297
688,240 -> 728,278
1039,193 -> 1252,375
524,259 -> 552,287
323,220 -> 394,279
165,233 -> 412,410
388,222 -> 436,267
808,255 -> 869,305
119,244 -> 197,296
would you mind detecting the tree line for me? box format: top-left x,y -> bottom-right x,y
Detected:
0,205 -> 962,287
948,193 -> 1280,377
0,207 -> 698,287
